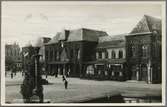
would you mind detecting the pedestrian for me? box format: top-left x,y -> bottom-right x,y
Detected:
22,71 -> 24,77
11,72 -> 13,79
64,79 -> 68,89
46,73 -> 48,79
62,75 -> 66,81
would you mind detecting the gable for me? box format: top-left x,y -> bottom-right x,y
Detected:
60,48 -> 69,61
130,16 -> 150,34
130,15 -> 161,34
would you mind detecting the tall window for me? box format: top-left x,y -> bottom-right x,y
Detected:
54,50 -> 57,61
46,50 -> 48,61
77,49 -> 80,59
57,51 -> 59,60
111,50 -> 116,59
96,52 -> 99,59
50,50 -> 53,61
105,51 -> 108,59
131,46 -> 136,57
118,50 -> 123,59
70,49 -> 73,58
11,50 -> 13,56
142,45 -> 148,57
98,51 -> 102,59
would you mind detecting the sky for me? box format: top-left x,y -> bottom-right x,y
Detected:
1,1 -> 163,47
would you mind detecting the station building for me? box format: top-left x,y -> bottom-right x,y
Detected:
126,15 -> 161,83
42,15 -> 161,83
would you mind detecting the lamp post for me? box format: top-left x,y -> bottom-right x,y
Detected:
20,46 -> 44,103
31,47 -> 44,103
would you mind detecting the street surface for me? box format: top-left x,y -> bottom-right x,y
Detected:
5,72 -> 161,103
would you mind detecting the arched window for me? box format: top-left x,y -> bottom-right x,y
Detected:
98,51 -> 102,59
131,46 -> 136,57
50,50 -> 53,61
54,50 -> 57,61
96,52 -> 99,59
142,45 -> 148,57
111,50 -> 116,59
105,51 -> 108,59
70,49 -> 73,58
45,50 -> 48,61
77,49 -> 80,59
57,51 -> 59,60
118,50 -> 123,59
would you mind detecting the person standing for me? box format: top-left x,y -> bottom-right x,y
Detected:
11,72 -> 13,79
45,73 -> 48,79
64,79 -> 68,89
62,75 -> 66,81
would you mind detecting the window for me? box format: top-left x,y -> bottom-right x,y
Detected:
57,51 -> 59,60
45,50 -> 48,61
142,45 -> 148,57
98,51 -> 102,59
50,50 -> 53,61
96,52 -> 99,59
111,51 -> 116,59
119,72 -> 123,76
14,50 -> 16,56
112,72 -> 114,76
54,51 -> 57,61
118,50 -> 123,59
77,49 -> 80,59
131,46 -> 136,57
70,49 -> 73,58
10,50 -> 13,56
86,65 -> 94,75
105,51 -> 108,59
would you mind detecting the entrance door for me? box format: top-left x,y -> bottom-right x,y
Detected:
131,65 -> 137,80
141,65 -> 147,81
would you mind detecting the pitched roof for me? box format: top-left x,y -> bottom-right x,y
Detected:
32,37 -> 51,47
130,15 -> 161,34
46,30 -> 69,45
98,34 -> 126,43
97,39 -> 125,48
67,28 -> 108,42
46,32 -> 61,45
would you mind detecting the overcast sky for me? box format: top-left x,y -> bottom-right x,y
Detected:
2,1 -> 163,47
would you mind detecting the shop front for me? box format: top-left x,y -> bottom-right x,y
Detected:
83,60 -> 126,81
130,62 -> 153,83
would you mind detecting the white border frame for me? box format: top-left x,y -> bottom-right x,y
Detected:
1,1 -> 166,106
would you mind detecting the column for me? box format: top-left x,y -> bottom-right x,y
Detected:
147,60 -> 152,84
58,65 -> 60,75
63,64 -> 65,75
136,65 -> 139,81
68,65 -> 71,76
102,52 -> 105,59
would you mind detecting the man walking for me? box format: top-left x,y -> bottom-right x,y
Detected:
64,79 -> 68,89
